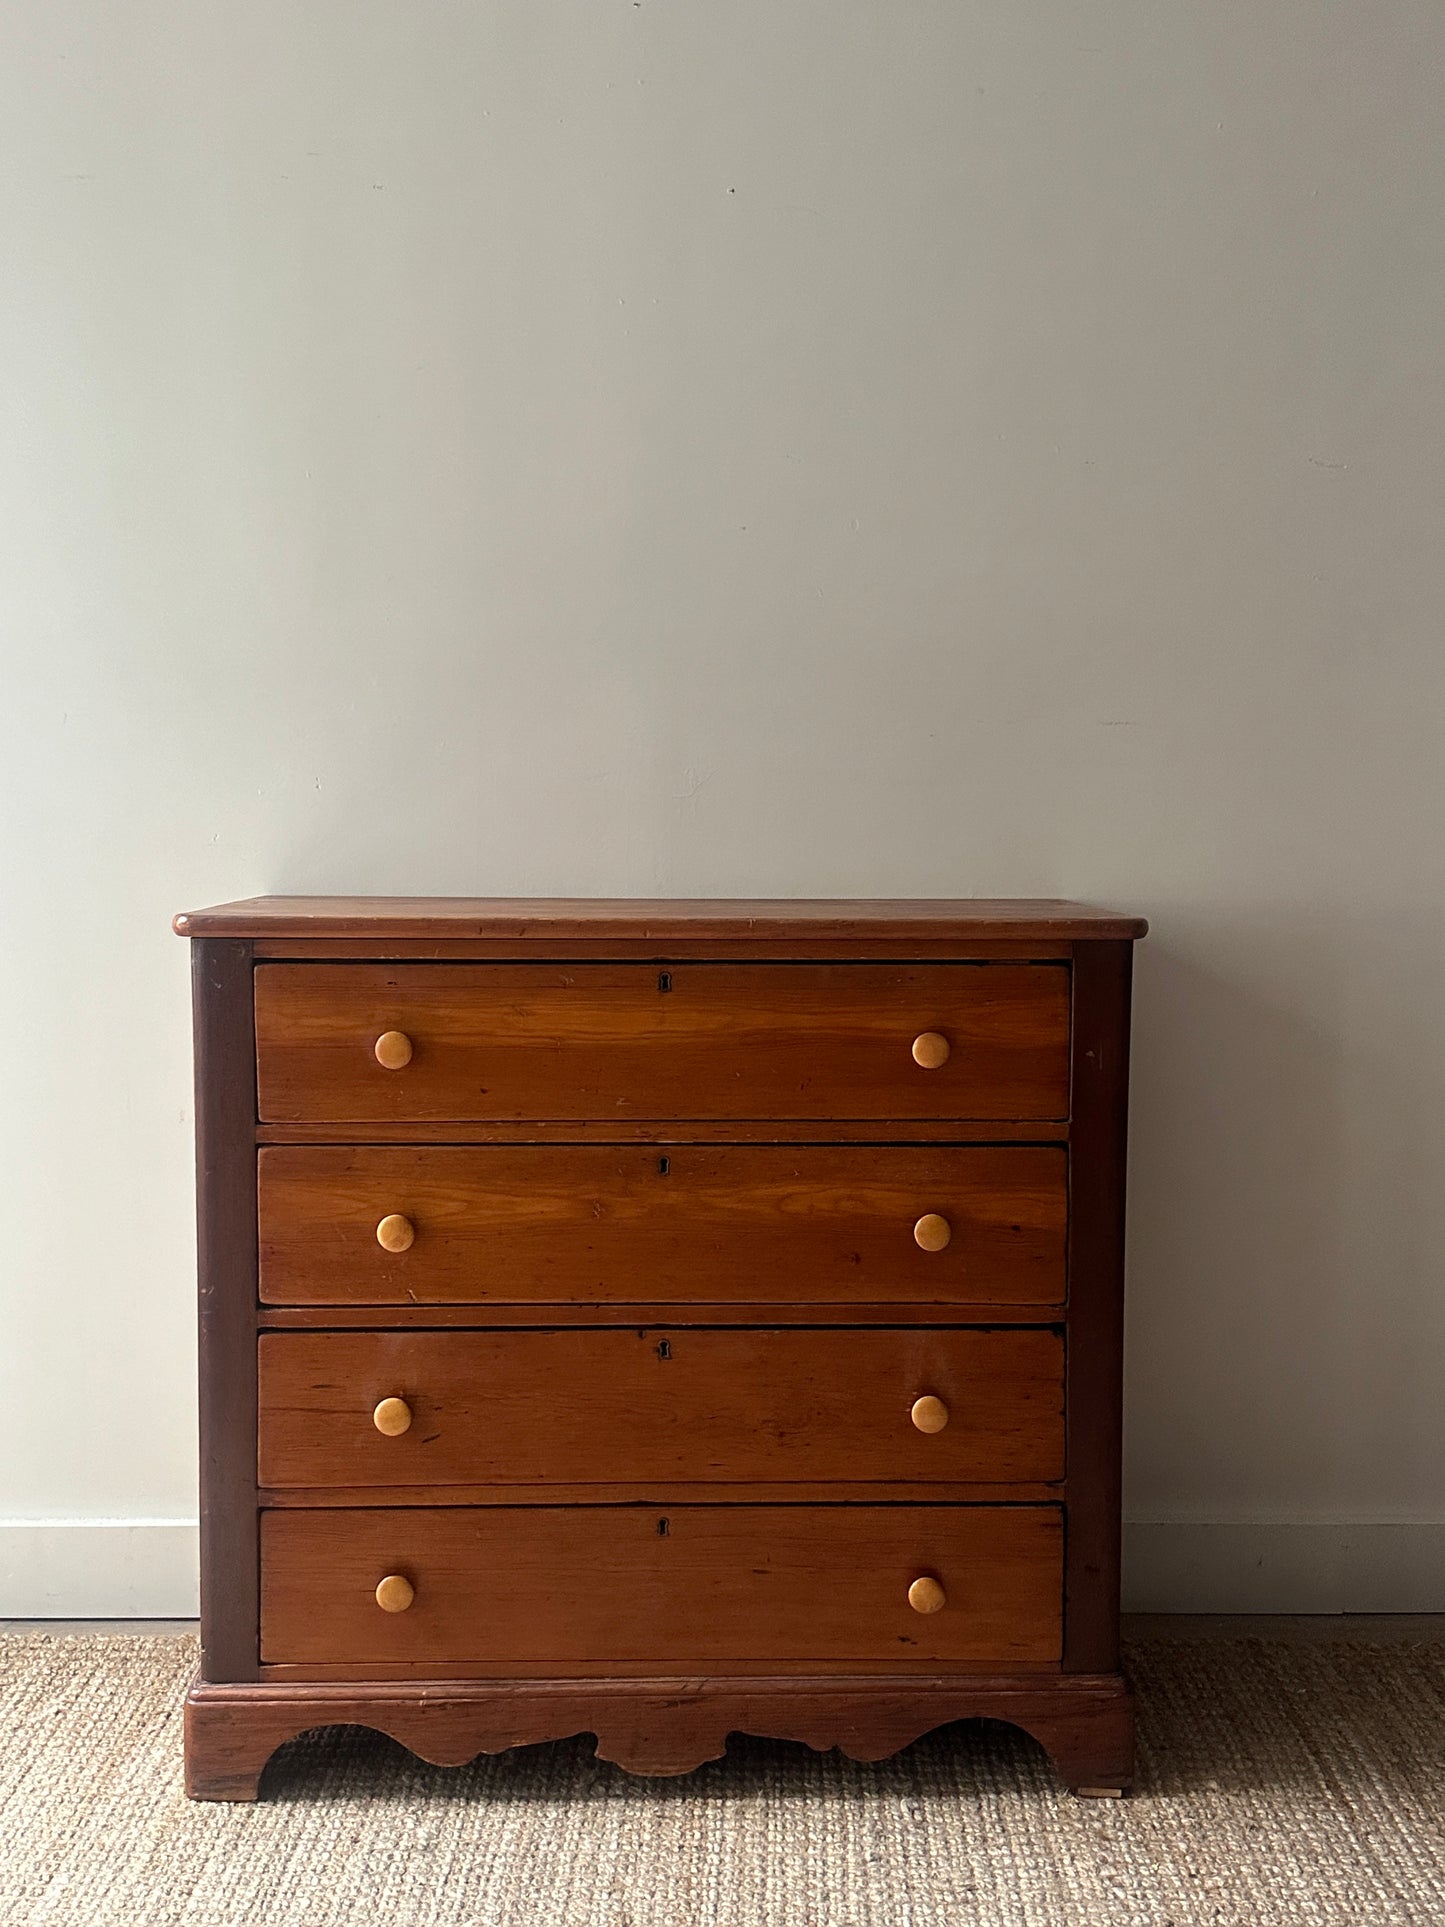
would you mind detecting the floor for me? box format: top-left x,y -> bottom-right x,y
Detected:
2,1617 -> 1441,1926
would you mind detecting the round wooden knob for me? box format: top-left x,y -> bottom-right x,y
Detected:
373,1396 -> 413,1437
910,1394 -> 950,1434
908,1575 -> 946,1615
375,1573 -> 415,1614
374,1030 -> 414,1071
911,1031 -> 950,1070
376,1213 -> 415,1253
913,1212 -> 952,1252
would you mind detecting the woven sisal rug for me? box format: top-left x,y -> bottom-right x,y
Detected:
1,1632 -> 1441,1925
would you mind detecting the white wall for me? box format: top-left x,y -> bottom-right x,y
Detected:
2,3 -> 1442,1614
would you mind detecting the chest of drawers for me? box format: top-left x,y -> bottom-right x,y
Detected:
176,897 -> 1145,1800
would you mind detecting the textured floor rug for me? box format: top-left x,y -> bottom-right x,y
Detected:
1,1632 -> 1441,1926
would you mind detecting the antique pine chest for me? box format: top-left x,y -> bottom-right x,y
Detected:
175,896 -> 1146,1799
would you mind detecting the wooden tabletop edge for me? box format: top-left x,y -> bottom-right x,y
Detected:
172,897 -> 1149,941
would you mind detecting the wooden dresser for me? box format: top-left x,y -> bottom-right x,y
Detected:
175,897 -> 1146,1800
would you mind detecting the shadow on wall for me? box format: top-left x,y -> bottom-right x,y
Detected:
1122,924 -> 1351,1526
1123,906 -> 1445,1593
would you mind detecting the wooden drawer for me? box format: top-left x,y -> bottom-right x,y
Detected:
257,1327 -> 1064,1488
259,1504 -> 1062,1665
257,1144 -> 1067,1308
254,963 -> 1070,1122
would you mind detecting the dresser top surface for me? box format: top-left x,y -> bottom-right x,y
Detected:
174,896 -> 1147,942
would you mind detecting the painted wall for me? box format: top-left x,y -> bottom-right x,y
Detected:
2,4 -> 1442,1612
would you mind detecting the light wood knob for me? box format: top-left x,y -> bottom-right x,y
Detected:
373,1396 -> 412,1437
375,1573 -> 415,1614
910,1394 -> 950,1434
376,1213 -> 415,1253
911,1031 -> 950,1070
908,1575 -> 946,1615
374,1030 -> 413,1070
913,1212 -> 952,1252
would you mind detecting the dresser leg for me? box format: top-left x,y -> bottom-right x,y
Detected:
182,1673 -> 1136,1800
1011,1677 -> 1135,1796
184,1679 -> 304,1801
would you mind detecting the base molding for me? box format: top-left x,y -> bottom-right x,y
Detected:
184,1670 -> 1134,1800
1123,1521 -> 1445,1612
0,1520 -> 198,1617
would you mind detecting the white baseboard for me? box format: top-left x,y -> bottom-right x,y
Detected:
0,1521 -> 198,1617
1123,1522 -> 1445,1613
2,1518 -> 1442,1619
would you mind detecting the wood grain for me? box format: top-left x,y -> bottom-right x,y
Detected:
256,1327 -> 1065,1487
184,1670 -> 1135,1798
258,1480 -> 1064,1508
1062,940 -> 1133,1673
176,896 -> 1149,942
257,1301 -> 1066,1330
255,1118 -> 1071,1146
251,938 -> 1078,962
260,1504 -> 1063,1667
253,1654 -> 1066,1680
192,938 -> 260,1683
256,1144 -> 1067,1307
253,963 -> 1070,1123
178,895 -> 1143,1804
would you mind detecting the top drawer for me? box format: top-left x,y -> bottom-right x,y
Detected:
255,963 -> 1070,1123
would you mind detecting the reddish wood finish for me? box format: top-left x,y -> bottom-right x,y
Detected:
1062,940 -> 1133,1673
257,1302 -> 1065,1329
177,896 -> 1149,942
192,939 -> 260,1683
257,1144 -> 1066,1308
252,938 -> 1076,962
185,1672 -> 1134,1798
257,1327 -> 1064,1487
258,1480 -> 1064,1508
179,896 -> 1143,1801
256,1117 -> 1070,1145
253,963 -> 1070,1123
259,1504 -> 1063,1667
252,1656 -> 1067,1681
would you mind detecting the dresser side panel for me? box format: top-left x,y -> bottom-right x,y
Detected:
1062,940 -> 1133,1672
193,937 -> 260,1681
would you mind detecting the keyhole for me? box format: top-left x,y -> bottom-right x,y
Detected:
656,1339 -> 671,1360
658,971 -> 672,992
657,1516 -> 670,1537
658,1155 -> 670,1175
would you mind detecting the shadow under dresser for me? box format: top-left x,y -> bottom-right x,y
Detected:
173,896 -> 1146,1799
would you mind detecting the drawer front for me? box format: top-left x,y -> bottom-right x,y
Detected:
257,1328 -> 1065,1488
254,963 -> 1070,1122
260,1504 -> 1062,1665
257,1144 -> 1066,1308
